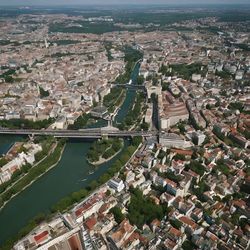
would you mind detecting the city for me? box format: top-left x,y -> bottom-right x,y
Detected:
0,1 -> 249,250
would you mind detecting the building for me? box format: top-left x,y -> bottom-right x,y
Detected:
90,106 -> 108,119
159,92 -> 189,129
108,219 -> 136,249
159,133 -> 192,148
108,179 -> 125,192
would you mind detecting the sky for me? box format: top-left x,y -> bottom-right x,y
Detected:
0,0 -> 249,6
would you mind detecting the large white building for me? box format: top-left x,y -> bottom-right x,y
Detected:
108,178 -> 125,192
159,133 -> 192,148
159,92 -> 189,130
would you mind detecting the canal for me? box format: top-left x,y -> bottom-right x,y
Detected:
0,61 -> 141,246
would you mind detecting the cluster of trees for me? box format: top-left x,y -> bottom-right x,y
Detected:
116,46 -> 143,84
34,137 -> 55,162
137,75 -> 145,85
170,218 -> 183,229
103,87 -> 125,113
159,63 -> 206,81
191,179 -> 210,202
49,21 -> 126,35
238,128 -> 250,140
127,187 -> 165,228
162,171 -> 183,183
161,82 -> 170,91
228,102 -> 244,112
0,118 -> 54,130
0,137 -> 54,196
119,92 -> 145,130
0,157 -> 8,168
0,69 -> 16,83
185,160 -> 206,176
51,188 -> 89,213
215,70 -> 232,80
68,113 -> 91,130
103,41 -> 113,61
173,153 -> 186,161
140,121 -> 150,131
110,206 -> 125,224
0,163 -> 32,195
235,43 -> 250,51
212,127 -> 237,147
146,74 -> 160,86
0,140 -> 65,208
182,240 -> 197,250
157,149 -> 168,160
159,64 -> 169,76
39,86 -> 49,98
213,159 -> 230,176
177,122 -> 186,134
103,139 -> 123,159
87,138 -> 123,163
189,115 -> 204,131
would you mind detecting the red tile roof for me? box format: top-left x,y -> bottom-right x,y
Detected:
34,231 -> 49,244
84,216 -> 97,231
179,216 -> 198,230
171,149 -> 193,156
169,227 -> 182,237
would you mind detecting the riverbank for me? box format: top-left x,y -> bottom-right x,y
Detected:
110,89 -> 127,118
0,140 -> 57,197
0,141 -> 65,211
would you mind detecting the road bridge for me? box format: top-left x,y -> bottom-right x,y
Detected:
0,128 -> 157,139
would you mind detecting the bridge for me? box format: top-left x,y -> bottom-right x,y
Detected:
111,83 -> 146,91
0,128 -> 157,139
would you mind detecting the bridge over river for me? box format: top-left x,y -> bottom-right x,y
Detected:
0,127 -> 157,138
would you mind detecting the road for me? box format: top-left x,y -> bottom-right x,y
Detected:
0,128 -> 157,138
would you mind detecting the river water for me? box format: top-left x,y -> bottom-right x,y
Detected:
0,61 -> 141,246
0,135 -> 24,156
0,139 -> 129,245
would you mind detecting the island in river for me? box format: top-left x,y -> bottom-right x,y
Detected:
87,138 -> 124,165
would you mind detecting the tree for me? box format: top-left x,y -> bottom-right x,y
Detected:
110,206 -> 125,224
141,122 -> 150,131
127,188 -> 164,228
39,86 -> 49,98
137,75 -> 144,85
4,75 -> 14,83
132,136 -> 142,146
182,240 -> 196,250
170,219 -> 182,229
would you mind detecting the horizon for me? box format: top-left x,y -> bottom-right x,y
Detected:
1,0 -> 250,7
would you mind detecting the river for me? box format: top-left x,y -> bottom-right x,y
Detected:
0,135 -> 24,156
115,61 -> 141,124
0,138 -> 130,245
0,60 -> 141,246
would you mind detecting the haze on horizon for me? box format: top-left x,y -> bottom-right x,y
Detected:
0,0 -> 249,6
